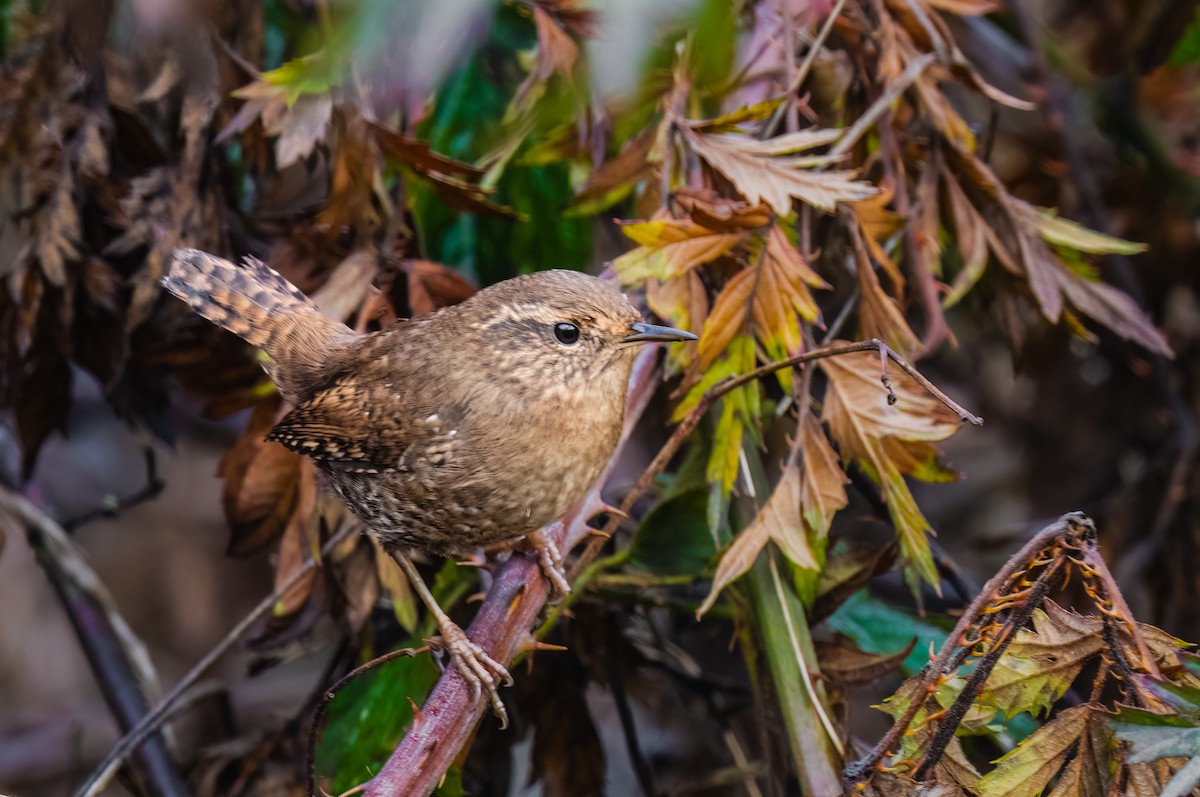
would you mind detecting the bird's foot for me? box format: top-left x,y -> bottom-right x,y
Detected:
429,622 -> 513,728
526,528 -> 571,599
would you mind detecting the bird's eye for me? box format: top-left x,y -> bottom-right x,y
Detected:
553,322 -> 580,345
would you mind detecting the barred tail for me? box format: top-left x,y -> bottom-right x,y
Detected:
164,249 -> 352,402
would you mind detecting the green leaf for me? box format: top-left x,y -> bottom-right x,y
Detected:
628,486 -> 716,575
1169,8 -> 1200,65
825,590 -> 950,674
315,648 -> 441,793
974,705 -> 1097,797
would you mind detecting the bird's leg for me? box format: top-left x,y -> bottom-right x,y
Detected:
390,551 -> 513,726
525,528 -> 571,599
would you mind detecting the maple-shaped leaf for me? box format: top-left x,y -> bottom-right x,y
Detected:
697,412 -> 847,616
819,347 -> 963,588
613,218 -> 747,285
975,706 -> 1110,797
981,602 -> 1105,719
691,224 -> 828,390
680,126 -> 877,214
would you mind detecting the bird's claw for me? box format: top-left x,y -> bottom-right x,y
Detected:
429,623 -> 512,728
527,529 -> 571,599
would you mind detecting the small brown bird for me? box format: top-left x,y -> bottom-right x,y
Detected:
164,249 -> 695,721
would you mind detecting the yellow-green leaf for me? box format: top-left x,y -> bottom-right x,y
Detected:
974,706 -> 1099,797
981,602 -> 1104,719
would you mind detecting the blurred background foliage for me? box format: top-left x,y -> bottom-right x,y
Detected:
2,0 -> 1200,795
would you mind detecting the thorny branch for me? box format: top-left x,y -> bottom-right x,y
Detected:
843,513 -> 1085,786
845,511 -> 1177,790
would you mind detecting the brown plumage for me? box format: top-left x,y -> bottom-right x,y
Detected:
164,248 -> 695,721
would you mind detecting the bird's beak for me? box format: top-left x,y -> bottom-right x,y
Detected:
623,321 -> 698,344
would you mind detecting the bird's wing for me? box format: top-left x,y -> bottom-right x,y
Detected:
267,381 -> 464,474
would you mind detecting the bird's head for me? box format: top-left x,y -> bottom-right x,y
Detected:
462,270 -> 695,395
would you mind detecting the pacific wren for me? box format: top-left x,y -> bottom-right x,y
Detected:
164,249 -> 694,721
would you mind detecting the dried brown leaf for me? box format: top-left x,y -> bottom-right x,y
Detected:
273,458 -> 318,616
820,348 -> 961,586
815,637 -> 915,685
219,397 -> 307,557
674,187 -> 772,232
975,706 -> 1107,797
942,165 -> 989,306
572,125 -> 656,207
855,245 -> 923,359
371,121 -> 483,178
799,412 -> 849,540
404,260 -> 477,315
681,127 -> 876,213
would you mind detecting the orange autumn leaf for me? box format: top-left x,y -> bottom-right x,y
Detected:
819,347 -> 963,588
613,218 -> 747,285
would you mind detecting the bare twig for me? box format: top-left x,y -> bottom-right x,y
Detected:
0,486 -> 189,797
76,521 -> 357,797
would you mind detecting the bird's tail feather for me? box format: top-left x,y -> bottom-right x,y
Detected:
165,249 -> 352,401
